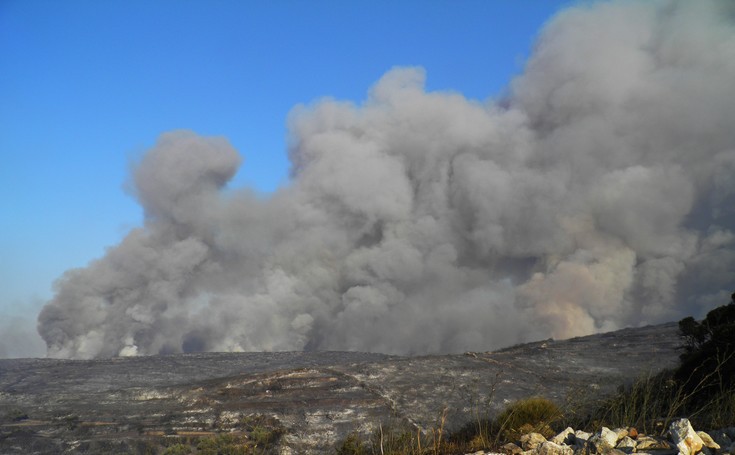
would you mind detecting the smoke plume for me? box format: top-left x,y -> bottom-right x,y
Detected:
39,0 -> 735,358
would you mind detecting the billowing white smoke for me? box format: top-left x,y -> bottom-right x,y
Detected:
39,0 -> 735,358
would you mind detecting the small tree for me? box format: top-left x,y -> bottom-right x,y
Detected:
677,292 -> 735,400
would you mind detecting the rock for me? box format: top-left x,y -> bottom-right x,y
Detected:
552,427 -> 576,446
668,418 -> 704,455
503,442 -> 524,454
538,441 -> 574,455
520,433 -> 548,451
697,431 -> 721,450
615,435 -> 636,453
604,450 -> 627,455
613,428 -> 629,441
574,430 -> 592,445
710,429 -> 732,448
726,428 -> 735,440
635,436 -> 673,451
589,427 -> 619,452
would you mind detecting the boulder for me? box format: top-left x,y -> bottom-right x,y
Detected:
635,436 -> 673,451
520,433 -> 548,451
552,427 -> 576,446
697,431 -> 721,450
604,450 -> 627,455
615,435 -> 636,453
503,442 -> 524,454
589,427 -> 619,452
538,441 -> 574,455
574,430 -> 592,446
668,418 -> 704,455
613,428 -> 629,441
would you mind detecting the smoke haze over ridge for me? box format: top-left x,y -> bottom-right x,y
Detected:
38,0 -> 735,359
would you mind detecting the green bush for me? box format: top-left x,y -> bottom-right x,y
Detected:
335,432 -> 368,455
161,443 -> 193,455
196,434 -> 249,455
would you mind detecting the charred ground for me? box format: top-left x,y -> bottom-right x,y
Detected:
0,323 -> 680,454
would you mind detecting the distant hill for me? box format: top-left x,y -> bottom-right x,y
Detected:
0,322 -> 681,454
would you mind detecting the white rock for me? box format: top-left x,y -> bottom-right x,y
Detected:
613,428 -> 629,441
668,418 -> 704,455
616,435 -> 636,453
697,431 -> 721,450
538,441 -> 574,455
635,436 -> 672,451
590,427 -> 619,452
551,427 -> 575,446
574,430 -> 592,445
502,442 -> 523,454
520,433 -> 547,451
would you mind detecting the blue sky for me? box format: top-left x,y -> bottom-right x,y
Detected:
0,0 -> 573,339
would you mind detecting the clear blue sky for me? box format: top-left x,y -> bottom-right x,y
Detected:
0,0 -> 573,328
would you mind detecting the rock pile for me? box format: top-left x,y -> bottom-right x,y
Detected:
466,419 -> 735,455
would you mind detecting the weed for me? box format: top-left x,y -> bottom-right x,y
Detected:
493,397 -> 561,442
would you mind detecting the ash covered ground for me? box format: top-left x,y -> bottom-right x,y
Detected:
0,322 -> 680,454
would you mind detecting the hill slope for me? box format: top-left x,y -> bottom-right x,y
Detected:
0,323 -> 681,454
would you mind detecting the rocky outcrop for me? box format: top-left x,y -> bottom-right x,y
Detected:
468,420 -> 735,455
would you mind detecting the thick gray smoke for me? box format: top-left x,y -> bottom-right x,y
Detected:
39,0 -> 735,358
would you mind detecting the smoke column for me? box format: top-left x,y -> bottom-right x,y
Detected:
39,0 -> 735,358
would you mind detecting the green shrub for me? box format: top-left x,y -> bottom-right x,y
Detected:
241,414 -> 284,447
677,293 -> 735,400
161,443 -> 193,455
336,432 -> 368,455
196,434 -> 249,455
